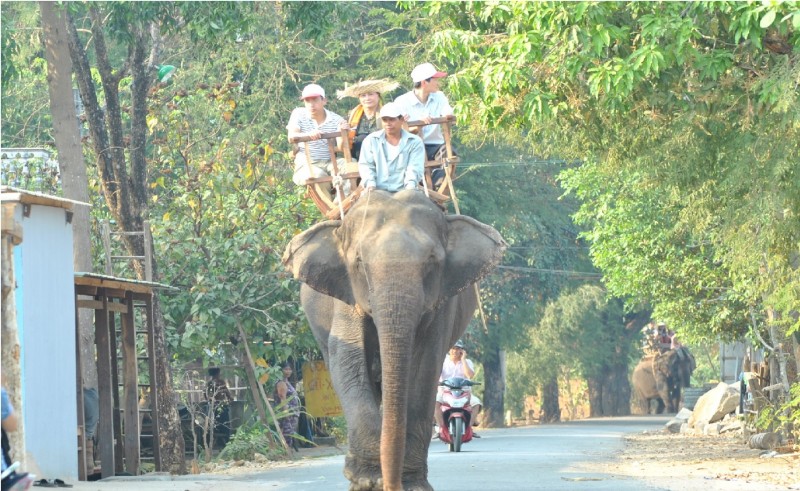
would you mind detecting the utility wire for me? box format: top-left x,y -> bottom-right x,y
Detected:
496,265 -> 603,278
456,161 -> 575,168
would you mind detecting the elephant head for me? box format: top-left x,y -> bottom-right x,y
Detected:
283,190 -> 505,490
285,190 -> 504,317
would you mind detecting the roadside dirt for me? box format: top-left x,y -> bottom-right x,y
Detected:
610,429 -> 800,490
198,444 -> 346,475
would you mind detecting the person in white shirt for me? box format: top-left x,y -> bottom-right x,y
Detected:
287,83 -> 351,186
434,340 -> 482,433
358,102 -> 425,193
394,62 -> 455,188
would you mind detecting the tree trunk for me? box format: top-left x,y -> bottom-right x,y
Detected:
39,0 -> 98,392
597,362 -> 631,416
481,345 -> 505,428
540,377 -> 560,423
1,215 -> 26,470
152,296 -> 187,473
587,377 -> 602,417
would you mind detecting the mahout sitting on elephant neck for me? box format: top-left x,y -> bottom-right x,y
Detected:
283,189 -> 506,491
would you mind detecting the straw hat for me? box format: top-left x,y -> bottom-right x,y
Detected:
336,79 -> 399,100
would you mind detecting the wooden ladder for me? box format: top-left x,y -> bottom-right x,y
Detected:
101,220 -> 153,281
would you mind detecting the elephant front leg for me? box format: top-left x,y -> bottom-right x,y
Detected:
328,324 -> 383,490
399,342 -> 441,490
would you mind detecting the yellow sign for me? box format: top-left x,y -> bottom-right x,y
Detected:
302,360 -> 343,417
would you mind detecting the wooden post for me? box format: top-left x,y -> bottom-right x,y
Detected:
442,118 -> 454,161
327,136 -> 345,220
121,291 -> 140,474
235,319 -> 291,455
95,294 -> 115,478
143,295 -> 161,470
340,129 -> 352,163
75,289 -> 87,480
108,312 -> 124,473
303,145 -> 314,181
328,137 -> 340,175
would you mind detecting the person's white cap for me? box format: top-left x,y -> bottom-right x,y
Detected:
410,62 -> 447,83
300,83 -> 326,100
380,102 -> 403,118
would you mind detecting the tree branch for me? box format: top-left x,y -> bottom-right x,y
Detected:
88,5 -> 136,233
129,23 -> 152,215
65,9 -> 119,213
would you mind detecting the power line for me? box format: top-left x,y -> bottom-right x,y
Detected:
496,265 -> 603,279
506,246 -> 589,250
456,160 -> 576,168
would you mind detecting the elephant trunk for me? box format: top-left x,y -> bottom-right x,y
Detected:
371,273 -> 424,491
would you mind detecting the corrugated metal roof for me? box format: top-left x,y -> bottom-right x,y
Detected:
75,272 -> 178,291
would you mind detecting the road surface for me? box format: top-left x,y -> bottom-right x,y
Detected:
66,415 -> 673,490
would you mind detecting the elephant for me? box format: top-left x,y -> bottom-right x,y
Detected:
282,190 -> 505,491
632,347 -> 696,414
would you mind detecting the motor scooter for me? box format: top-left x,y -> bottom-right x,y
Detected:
437,376 -> 479,452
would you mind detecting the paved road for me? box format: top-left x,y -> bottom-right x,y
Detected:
69,415 -> 672,490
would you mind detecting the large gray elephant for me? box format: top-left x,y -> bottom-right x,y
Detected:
283,190 -> 505,491
632,347 -> 696,414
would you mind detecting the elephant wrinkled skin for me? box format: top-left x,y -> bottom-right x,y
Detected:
632,348 -> 696,414
283,190 -> 505,491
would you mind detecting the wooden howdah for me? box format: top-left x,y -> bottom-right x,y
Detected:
289,115 -> 459,219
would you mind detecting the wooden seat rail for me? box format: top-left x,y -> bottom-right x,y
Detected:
405,115 -> 458,200
290,130 -> 358,219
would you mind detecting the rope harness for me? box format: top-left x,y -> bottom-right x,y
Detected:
357,190 -> 373,294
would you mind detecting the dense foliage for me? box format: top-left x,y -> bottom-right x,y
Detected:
420,1 -> 800,342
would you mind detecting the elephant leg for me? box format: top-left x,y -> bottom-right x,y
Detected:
399,324 -> 443,491
326,312 -> 383,490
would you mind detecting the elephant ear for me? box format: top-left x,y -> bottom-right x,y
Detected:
442,215 -> 506,299
282,220 -> 355,305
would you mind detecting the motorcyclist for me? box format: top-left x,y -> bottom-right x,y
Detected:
434,340 -> 482,434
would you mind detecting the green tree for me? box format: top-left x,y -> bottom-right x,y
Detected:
421,0 -> 800,411
450,142 -> 594,426
522,286 -> 646,418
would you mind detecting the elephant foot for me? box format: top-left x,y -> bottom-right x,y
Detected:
401,478 -> 433,491
348,477 -> 383,491
345,452 -> 383,491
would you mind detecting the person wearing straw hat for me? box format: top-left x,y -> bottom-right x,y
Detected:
337,79 -> 399,160
358,102 -> 425,193
394,62 -> 455,187
287,83 -> 351,186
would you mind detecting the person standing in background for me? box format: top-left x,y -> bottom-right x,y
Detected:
205,367 -> 233,446
273,362 -> 301,451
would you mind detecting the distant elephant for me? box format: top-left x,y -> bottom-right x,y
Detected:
283,190 -> 505,491
632,347 -> 696,414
